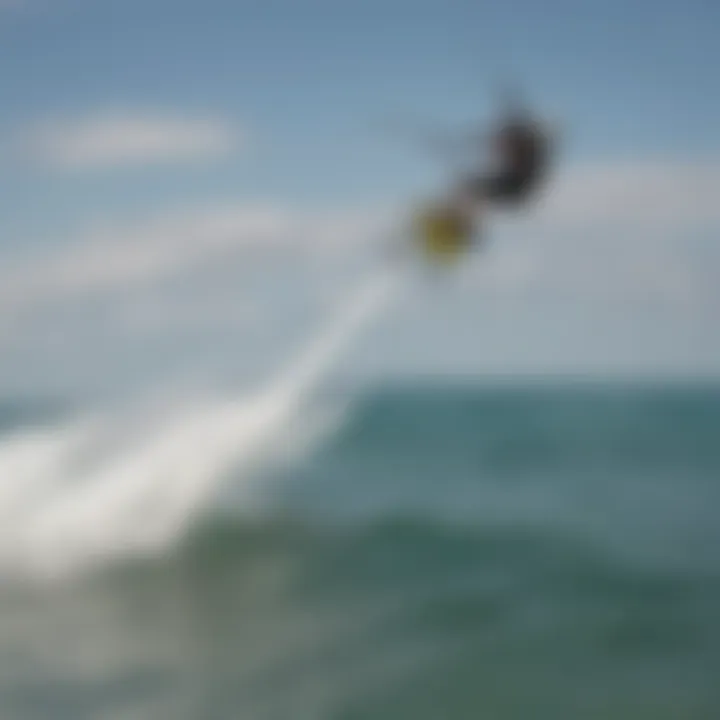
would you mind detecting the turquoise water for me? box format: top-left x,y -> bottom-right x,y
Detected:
1,382 -> 719,719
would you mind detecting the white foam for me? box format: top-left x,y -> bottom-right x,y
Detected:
0,266 -> 405,580
0,420 -> 97,534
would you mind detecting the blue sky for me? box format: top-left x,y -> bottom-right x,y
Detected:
1,0 -> 719,398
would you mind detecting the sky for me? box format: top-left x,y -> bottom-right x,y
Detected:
1,0 -> 719,399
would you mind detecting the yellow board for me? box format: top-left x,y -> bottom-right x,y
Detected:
413,204 -> 475,264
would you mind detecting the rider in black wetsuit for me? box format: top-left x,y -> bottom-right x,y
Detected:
474,118 -> 550,204
455,105 -> 553,209
415,99 -> 555,260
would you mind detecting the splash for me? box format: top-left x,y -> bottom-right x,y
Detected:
0,266 -> 406,580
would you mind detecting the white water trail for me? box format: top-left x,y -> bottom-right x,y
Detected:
0,420 -> 95,532
2,265 -> 406,580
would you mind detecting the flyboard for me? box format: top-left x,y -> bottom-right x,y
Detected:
390,191 -> 481,270
411,198 -> 478,264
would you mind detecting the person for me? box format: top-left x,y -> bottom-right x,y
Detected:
416,101 -> 555,261
465,112 -> 551,206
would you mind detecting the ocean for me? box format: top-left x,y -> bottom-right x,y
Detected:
0,381 -> 718,719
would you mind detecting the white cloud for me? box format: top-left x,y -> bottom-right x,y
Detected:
534,160 -> 720,231
0,200 -> 394,324
471,160 -> 720,298
22,111 -> 243,170
0,204 -> 277,315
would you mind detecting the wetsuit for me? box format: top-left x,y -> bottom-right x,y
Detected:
466,121 -> 548,205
